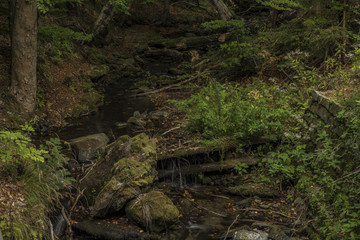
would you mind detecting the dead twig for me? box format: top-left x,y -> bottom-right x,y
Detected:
61,207 -> 73,238
132,75 -> 198,97
224,214 -> 239,240
161,126 -> 181,136
237,208 -> 296,219
69,188 -> 86,219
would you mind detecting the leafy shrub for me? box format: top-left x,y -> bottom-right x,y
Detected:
0,124 -> 46,171
172,79 -> 292,143
203,20 -> 263,74
0,126 -> 73,239
38,25 -> 92,62
259,101 -> 360,238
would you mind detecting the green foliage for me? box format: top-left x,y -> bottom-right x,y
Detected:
0,126 -> 73,239
0,125 -> 46,171
37,0 -> 83,14
256,0 -> 303,11
234,162 -> 248,175
203,20 -> 262,74
110,0 -> 130,14
172,79 -> 292,144
259,102 -> 360,238
38,25 -> 92,62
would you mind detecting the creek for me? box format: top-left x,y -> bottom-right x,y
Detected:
56,50 -> 302,240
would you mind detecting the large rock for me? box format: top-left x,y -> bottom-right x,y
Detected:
79,133 -> 157,217
232,229 -> 268,240
69,133 -> 109,163
125,191 -> 179,233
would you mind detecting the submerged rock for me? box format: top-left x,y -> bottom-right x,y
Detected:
125,191 -> 179,233
73,220 -> 150,240
69,133 -> 109,163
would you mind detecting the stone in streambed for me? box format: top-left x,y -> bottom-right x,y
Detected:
126,191 -> 179,233
232,229 -> 268,240
73,219 -> 150,240
79,133 -> 157,218
69,133 -> 109,163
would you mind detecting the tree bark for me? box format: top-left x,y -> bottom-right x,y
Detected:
160,0 -> 170,26
10,0 -> 38,115
211,0 -> 233,21
92,0 -> 115,46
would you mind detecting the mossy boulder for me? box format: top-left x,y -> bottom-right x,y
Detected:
79,133 -> 157,217
125,191 -> 179,233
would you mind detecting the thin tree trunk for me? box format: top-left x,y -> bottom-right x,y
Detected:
211,0 -> 233,21
161,0 -> 170,26
0,228 -> 3,240
10,0 -> 37,115
92,0 -> 115,45
342,0 -> 347,63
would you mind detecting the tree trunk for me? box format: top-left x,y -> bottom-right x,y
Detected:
10,0 -> 38,115
211,0 -> 233,21
92,0 -> 115,46
160,0 -> 170,26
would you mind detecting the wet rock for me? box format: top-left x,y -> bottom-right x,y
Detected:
126,191 -> 179,233
73,220 -> 150,240
91,134 -> 156,217
232,229 -> 268,240
228,183 -> 280,198
127,116 -> 145,127
52,214 -> 66,237
115,122 -> 129,129
150,110 -> 169,119
79,133 -> 156,217
69,133 -> 109,163
85,65 -> 110,81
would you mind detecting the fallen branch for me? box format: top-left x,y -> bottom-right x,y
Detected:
49,220 -> 55,240
224,214 -> 239,240
237,208 -> 296,219
61,207 -> 72,237
161,126 -> 181,136
132,75 -> 198,97
69,188 -> 86,219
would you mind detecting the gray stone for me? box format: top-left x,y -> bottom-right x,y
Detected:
127,116 -> 145,127
329,102 -> 343,116
232,229 -> 268,240
69,133 -> 109,163
85,65 -> 110,80
319,96 -> 331,110
317,106 -> 330,123
150,110 -> 169,119
126,191 -> 179,233
90,134 -> 157,217
116,122 -> 129,129
309,103 -> 319,114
